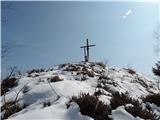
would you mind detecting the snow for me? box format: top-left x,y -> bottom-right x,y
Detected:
146,102 -> 160,116
111,106 -> 135,120
98,95 -> 111,105
1,62 -> 160,120
111,106 -> 143,120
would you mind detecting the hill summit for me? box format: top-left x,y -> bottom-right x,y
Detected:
1,62 -> 160,120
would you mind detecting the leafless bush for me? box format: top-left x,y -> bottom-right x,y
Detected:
50,76 -> 63,82
1,66 -> 21,96
59,63 -> 68,69
110,92 -> 138,109
68,93 -> 111,120
1,77 -> 18,95
27,68 -> 45,75
125,104 -> 159,120
98,78 -> 118,87
136,77 -> 148,88
94,89 -> 107,96
1,84 -> 27,119
126,68 -> 136,74
95,62 -> 106,69
64,64 -> 81,71
98,75 -> 110,80
43,101 -> 51,108
1,101 -> 23,119
152,61 -> 160,89
143,93 -> 160,106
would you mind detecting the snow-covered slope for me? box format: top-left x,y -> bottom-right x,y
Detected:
1,62 -> 160,120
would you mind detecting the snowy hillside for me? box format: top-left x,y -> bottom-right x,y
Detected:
1,62 -> 160,120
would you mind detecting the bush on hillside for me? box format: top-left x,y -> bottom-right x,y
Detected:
127,68 -> 136,74
98,75 -> 110,80
110,92 -> 159,120
143,93 -> 160,106
1,77 -> 18,96
110,92 -> 138,109
50,76 -> 63,82
95,62 -> 106,69
59,63 -> 68,69
98,78 -> 118,87
125,104 -> 159,120
152,61 -> 160,76
68,93 -> 111,120
152,61 -> 160,90
94,89 -> 107,96
1,101 -> 23,120
64,64 -> 81,71
27,68 -> 45,75
43,101 -> 51,108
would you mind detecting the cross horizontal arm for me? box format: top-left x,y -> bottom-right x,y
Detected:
80,46 -> 86,48
88,45 -> 96,47
80,44 -> 96,48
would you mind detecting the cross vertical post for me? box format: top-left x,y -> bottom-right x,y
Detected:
86,39 -> 89,62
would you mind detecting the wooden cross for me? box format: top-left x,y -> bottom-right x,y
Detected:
80,39 -> 96,62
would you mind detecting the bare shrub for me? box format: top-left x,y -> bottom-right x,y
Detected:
152,61 -> 160,76
98,78 -> 118,87
1,101 -> 23,119
50,76 -> 63,82
96,62 -> 106,69
27,68 -> 45,75
1,67 -> 22,95
110,92 -> 138,109
152,61 -> 160,89
143,93 -> 160,106
64,64 -> 81,71
98,75 -> 110,80
127,68 -> 136,74
59,63 -> 68,69
82,67 -> 94,77
1,77 -> 18,95
43,101 -> 51,108
94,90 -> 106,96
87,71 -> 94,77
125,104 -> 160,120
68,93 -> 111,120
136,77 -> 148,88
77,70 -> 94,78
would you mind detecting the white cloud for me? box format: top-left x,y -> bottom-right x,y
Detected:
126,9 -> 132,16
122,15 -> 127,19
122,9 -> 133,20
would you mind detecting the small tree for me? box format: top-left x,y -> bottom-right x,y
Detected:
152,61 -> 160,90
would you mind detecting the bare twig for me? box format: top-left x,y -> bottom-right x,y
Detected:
47,79 -> 60,101
13,83 -> 29,103
7,66 -> 18,79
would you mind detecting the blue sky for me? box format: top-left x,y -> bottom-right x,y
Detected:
1,1 -> 159,75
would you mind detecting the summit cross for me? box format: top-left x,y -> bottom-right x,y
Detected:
80,39 -> 96,62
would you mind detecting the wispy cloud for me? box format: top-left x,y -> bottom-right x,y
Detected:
122,9 -> 132,20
